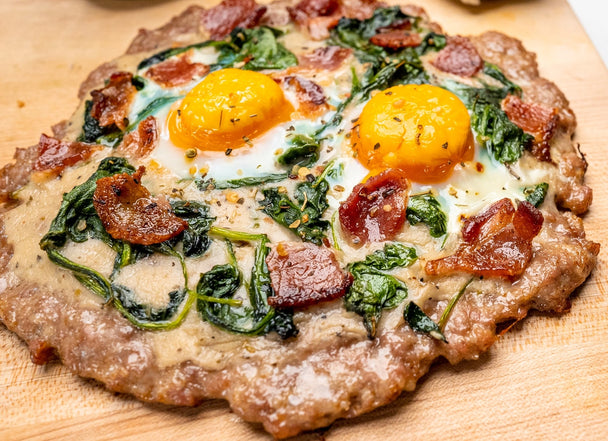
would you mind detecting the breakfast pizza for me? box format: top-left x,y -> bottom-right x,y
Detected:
0,0 -> 599,438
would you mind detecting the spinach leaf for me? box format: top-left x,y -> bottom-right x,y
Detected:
416,32 -> 447,54
40,158 -> 217,330
138,40 -> 218,70
260,180 -> 330,245
81,94 -> 180,147
112,285 -> 188,323
329,6 -> 411,65
170,200 -> 215,257
197,173 -> 289,190
199,228 -> 298,339
278,134 -> 321,168
361,242 -> 418,270
213,27 -> 298,71
406,193 -> 447,238
404,301 -> 446,342
437,277 -> 475,330
472,103 -> 533,164
523,182 -> 549,207
345,265 -> 408,338
482,62 -> 521,95
78,100 -> 119,144
345,244 -> 417,338
442,66 -> 532,165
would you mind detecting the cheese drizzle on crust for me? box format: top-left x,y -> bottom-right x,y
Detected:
0,1 -> 599,438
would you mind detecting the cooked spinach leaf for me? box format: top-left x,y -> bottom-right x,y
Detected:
345,244 -> 417,338
138,40 -> 218,70
404,301 -> 446,342
440,62 -> 532,165
361,242 -> 418,270
345,265 -> 408,339
329,6 -> 412,65
170,200 -> 215,257
197,173 -> 289,190
437,277 -> 475,331
278,134 -> 321,168
416,32 -> 447,54
472,103 -> 533,164
260,179 -> 330,245
482,62 -> 521,95
78,100 -> 119,143
213,26 -> 298,71
199,228 -> 298,339
523,182 -> 549,207
112,285 -> 188,323
406,193 -> 447,238
80,94 -> 180,147
40,158 -> 217,330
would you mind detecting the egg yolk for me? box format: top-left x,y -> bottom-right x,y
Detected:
168,68 -> 294,151
353,84 -> 474,183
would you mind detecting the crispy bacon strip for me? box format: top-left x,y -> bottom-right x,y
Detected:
288,0 -> 382,40
93,166 -> 187,246
33,134 -> 101,175
288,0 -> 340,24
339,169 -> 409,244
282,76 -> 329,117
145,55 -> 210,88
502,94 -> 558,162
117,116 -> 159,159
425,198 -> 544,278
266,242 -> 353,309
370,30 -> 421,49
298,46 -> 353,70
90,71 -> 136,131
431,35 -> 483,77
201,0 -> 267,40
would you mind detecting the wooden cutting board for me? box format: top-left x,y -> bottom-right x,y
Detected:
1,0 -> 606,439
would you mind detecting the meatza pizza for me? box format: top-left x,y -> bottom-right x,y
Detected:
0,0 -> 599,438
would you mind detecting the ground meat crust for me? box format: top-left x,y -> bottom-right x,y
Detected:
0,2 -> 600,439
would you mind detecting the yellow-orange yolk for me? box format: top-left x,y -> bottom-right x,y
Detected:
168,68 -> 294,151
353,84 -> 474,183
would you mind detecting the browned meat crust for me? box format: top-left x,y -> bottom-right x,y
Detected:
0,207 -> 598,437
0,2 -> 599,439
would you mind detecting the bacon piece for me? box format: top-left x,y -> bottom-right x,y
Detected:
118,116 -> 159,158
307,16 -> 342,40
288,0 -> 340,25
298,46 -> 353,70
370,30 -> 421,49
33,134 -> 101,175
339,169 -> 409,244
93,166 -> 187,246
28,339 -> 58,365
502,94 -> 558,162
145,55 -> 210,88
431,35 -> 483,77
281,76 -> 329,117
289,0 -> 382,40
266,242 -> 353,309
90,71 -> 136,131
426,198 -> 544,278
201,0 -> 267,40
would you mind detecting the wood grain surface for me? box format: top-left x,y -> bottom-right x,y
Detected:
1,0 -> 607,440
